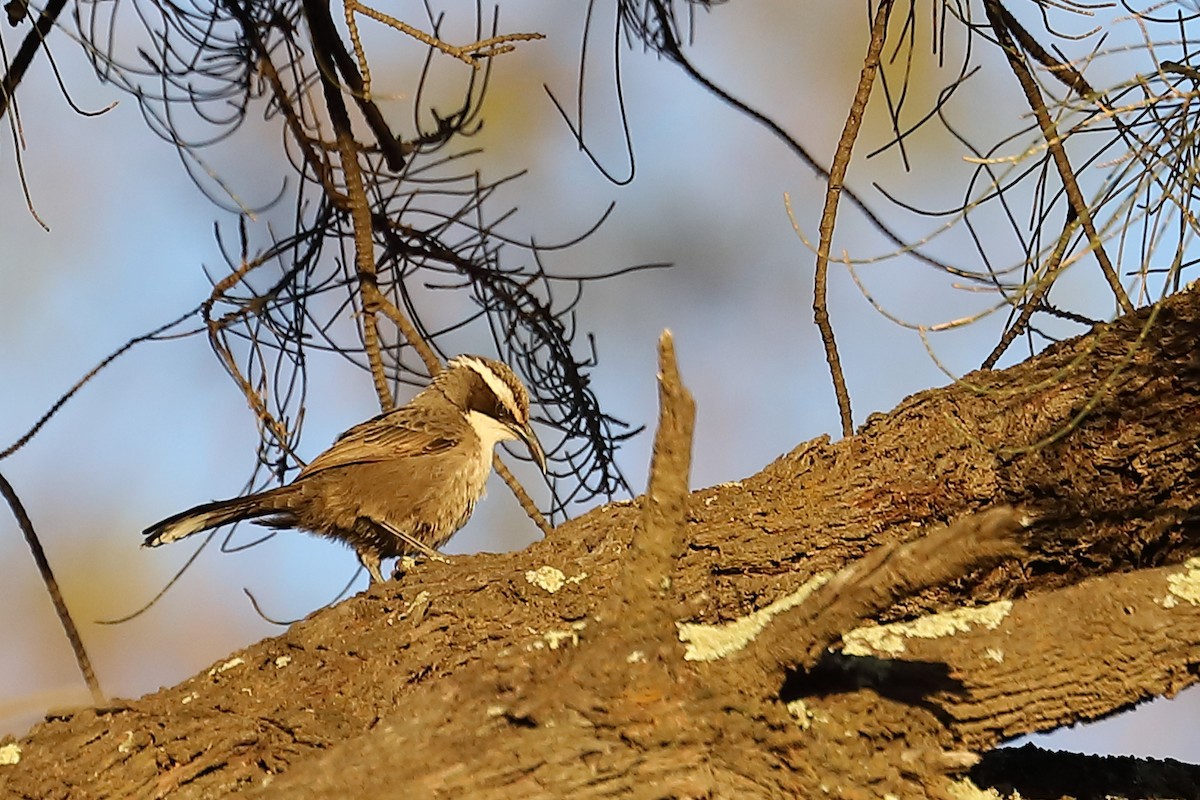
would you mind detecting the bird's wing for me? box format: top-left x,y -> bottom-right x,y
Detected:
297,406 -> 461,479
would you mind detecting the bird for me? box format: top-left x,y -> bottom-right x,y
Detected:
143,355 -> 546,583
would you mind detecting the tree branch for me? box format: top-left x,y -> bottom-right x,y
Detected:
747,506 -> 1026,679
4,289 -> 1198,797
813,0 -> 895,436
0,471 -> 104,705
984,0 -> 1134,316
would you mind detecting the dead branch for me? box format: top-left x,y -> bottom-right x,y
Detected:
344,1 -> 542,70
2,288 -> 1197,797
984,0 -> 1134,317
303,0 -> 393,412
599,330 -> 694,632
0,0 -> 68,121
0,471 -> 103,705
969,743 -> 1200,800
812,0 -> 894,437
887,558 -> 1200,750
747,506 -> 1027,679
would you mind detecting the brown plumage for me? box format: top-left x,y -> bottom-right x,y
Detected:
143,355 -> 546,583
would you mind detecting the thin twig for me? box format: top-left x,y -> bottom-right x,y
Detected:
493,457 -> 551,536
345,0 -> 543,68
982,214 -> 1082,369
813,0 -> 896,437
338,140 -> 393,411
0,309 -> 198,461
984,0 -> 1134,316
375,293 -> 439,374
0,470 -> 105,705
204,244 -> 296,451
0,0 -> 68,121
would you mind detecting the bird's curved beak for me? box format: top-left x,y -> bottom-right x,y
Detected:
512,423 -> 547,474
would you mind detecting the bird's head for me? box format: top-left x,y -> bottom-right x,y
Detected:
436,355 -> 547,473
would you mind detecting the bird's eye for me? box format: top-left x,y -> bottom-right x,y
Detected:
487,398 -> 510,422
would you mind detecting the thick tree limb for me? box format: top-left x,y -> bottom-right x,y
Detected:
2,289 -> 1198,797
241,330 -> 704,799
827,556 -> 1200,750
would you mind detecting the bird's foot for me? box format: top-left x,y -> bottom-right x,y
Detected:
391,551 -> 452,579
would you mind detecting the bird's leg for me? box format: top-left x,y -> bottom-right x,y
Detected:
357,548 -> 386,584
371,519 -> 451,563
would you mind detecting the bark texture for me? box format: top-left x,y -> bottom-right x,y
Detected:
2,288 -> 1199,799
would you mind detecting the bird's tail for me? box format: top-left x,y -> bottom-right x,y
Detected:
142,488 -> 294,547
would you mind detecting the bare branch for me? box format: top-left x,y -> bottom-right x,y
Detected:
984,0 -> 1135,316
599,330 -> 694,634
812,0 -> 895,437
345,1 -> 543,69
0,471 -> 104,705
747,506 -> 1026,678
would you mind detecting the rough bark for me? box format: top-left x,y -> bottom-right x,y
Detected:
2,287 -> 1199,799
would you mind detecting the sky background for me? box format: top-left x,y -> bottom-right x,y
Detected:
2,1 -> 1196,760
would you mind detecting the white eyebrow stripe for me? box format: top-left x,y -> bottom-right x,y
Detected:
453,356 -> 520,419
